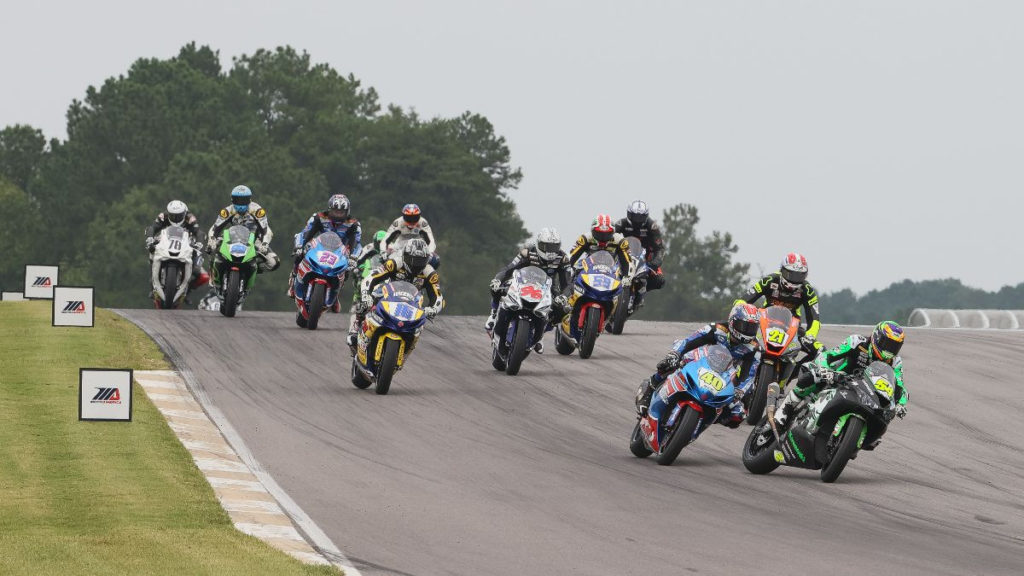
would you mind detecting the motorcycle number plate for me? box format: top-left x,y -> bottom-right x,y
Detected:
520,284 -> 543,302
766,327 -> 787,345
230,244 -> 247,256
318,251 -> 339,266
698,368 -> 725,391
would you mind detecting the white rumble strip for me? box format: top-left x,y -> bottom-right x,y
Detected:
135,370 -> 359,573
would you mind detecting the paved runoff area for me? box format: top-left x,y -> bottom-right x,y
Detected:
134,370 -> 331,567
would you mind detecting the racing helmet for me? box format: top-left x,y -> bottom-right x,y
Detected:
871,321 -> 905,362
231,185 -> 252,214
592,214 -> 615,246
402,238 -> 431,275
780,252 -> 808,290
402,203 -> 422,226
166,200 -> 188,225
627,200 -> 649,227
372,229 -> 386,251
728,303 -> 760,344
327,194 -> 350,222
535,228 -> 562,263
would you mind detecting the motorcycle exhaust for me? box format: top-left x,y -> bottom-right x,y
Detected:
765,382 -> 782,444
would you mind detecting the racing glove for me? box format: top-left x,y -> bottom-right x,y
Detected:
489,278 -> 503,296
425,306 -> 440,320
799,334 -> 820,352
656,351 -> 681,375
895,405 -> 907,419
145,237 -> 156,252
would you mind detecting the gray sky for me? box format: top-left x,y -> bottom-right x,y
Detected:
3,1 -> 1021,294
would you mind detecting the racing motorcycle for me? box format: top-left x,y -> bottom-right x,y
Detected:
489,266 -> 553,376
293,232 -> 351,330
351,280 -> 428,395
150,224 -> 195,310
211,225 -> 258,318
554,251 -> 623,359
630,344 -> 740,466
742,362 -> 899,483
607,236 -> 648,335
744,305 -> 816,424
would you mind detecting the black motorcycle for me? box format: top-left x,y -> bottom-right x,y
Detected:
742,362 -> 900,483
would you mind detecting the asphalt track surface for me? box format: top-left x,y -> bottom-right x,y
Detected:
121,309 -> 1024,576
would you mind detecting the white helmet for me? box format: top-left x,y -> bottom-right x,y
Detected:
535,228 -> 561,263
167,200 -> 188,225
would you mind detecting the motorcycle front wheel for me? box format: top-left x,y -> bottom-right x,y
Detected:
306,283 -> 327,330
629,420 -> 652,458
746,363 -> 776,424
221,269 -> 241,317
505,317 -> 531,376
742,418 -> 781,474
375,338 -> 401,395
578,307 -> 602,359
160,262 -> 180,310
655,406 -> 702,466
820,416 -> 863,483
609,290 -> 629,335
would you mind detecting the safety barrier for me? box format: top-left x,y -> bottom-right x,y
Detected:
906,309 -> 1024,329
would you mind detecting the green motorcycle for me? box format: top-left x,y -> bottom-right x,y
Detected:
212,225 -> 259,317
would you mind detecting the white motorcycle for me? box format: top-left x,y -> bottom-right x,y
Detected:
150,224 -> 195,309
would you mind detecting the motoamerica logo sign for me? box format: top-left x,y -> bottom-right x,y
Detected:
62,301 -> 86,314
33,276 -> 52,287
91,388 -> 122,404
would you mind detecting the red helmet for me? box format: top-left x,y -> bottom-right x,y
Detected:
402,203 -> 422,226
592,214 -> 614,245
780,252 -> 808,290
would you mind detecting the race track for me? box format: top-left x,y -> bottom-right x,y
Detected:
120,309 -> 1024,576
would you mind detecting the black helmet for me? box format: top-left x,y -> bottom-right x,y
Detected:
402,239 -> 431,274
627,200 -> 649,227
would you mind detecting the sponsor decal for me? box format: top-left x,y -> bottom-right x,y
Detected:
91,387 -> 122,404
62,301 -> 87,314
33,276 -> 53,287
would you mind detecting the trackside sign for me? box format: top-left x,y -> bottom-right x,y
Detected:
52,286 -> 95,327
24,265 -> 59,299
79,369 -> 133,421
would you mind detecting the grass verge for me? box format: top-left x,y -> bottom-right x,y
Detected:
0,301 -> 341,576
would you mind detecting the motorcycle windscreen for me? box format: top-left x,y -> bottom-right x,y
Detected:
226,225 -> 252,245
625,236 -> 645,260
315,231 -> 344,252
166,226 -> 187,242
764,305 -> 795,327
586,251 -> 618,276
383,280 -> 422,304
516,266 -> 550,286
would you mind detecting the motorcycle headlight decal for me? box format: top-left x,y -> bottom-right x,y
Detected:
230,244 -> 247,257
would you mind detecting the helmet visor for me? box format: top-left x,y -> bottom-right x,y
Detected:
403,213 -> 421,225
627,212 -> 646,226
732,318 -> 759,341
406,254 -> 429,271
593,230 -> 614,244
872,336 -> 902,360
168,211 -> 185,224
537,241 -> 560,256
328,208 -> 349,221
781,268 -> 807,286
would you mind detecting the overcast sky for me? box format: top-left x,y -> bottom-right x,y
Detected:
2,1 -> 1021,294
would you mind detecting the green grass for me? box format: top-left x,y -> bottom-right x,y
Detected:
0,302 -> 341,576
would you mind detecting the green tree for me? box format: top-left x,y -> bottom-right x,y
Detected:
0,125 -> 47,191
639,203 -> 750,321
0,178 -> 43,291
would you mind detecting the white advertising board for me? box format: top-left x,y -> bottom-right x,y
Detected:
24,265 -> 59,299
52,286 -> 95,327
79,369 -> 133,421
1,292 -> 26,301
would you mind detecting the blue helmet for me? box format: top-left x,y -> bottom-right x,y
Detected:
231,185 -> 252,214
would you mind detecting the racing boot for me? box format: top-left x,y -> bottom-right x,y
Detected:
773,389 -> 801,428
634,377 -> 655,417
533,340 -> 544,354
285,271 -> 295,298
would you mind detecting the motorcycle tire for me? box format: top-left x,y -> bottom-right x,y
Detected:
375,338 -> 401,395
351,360 -> 371,389
609,290 -> 629,335
820,415 -> 864,483
745,363 -> 776,425
656,406 -> 702,465
578,307 -> 602,359
505,317 -> 531,376
306,283 -> 327,330
554,326 -> 574,355
161,262 -> 180,310
629,420 -> 652,458
221,269 -> 241,317
742,418 -> 781,474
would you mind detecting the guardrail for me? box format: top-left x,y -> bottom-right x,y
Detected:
906,309 -> 1024,329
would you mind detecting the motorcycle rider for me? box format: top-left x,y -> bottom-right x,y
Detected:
774,321 -> 908,429
347,238 -> 444,348
287,193 -> 362,298
567,214 -> 631,275
382,203 -> 440,267
145,200 -> 209,296
485,228 -> 572,353
634,303 -> 762,428
735,252 -> 821,352
206,185 -> 279,273
613,200 -> 666,306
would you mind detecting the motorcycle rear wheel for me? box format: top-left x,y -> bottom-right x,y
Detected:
742,418 -> 781,474
578,307 -> 602,359
629,420 -> 652,458
221,269 -> 241,317
375,338 -> 401,395
745,363 -> 776,424
160,262 -> 180,310
609,290 -> 629,335
655,406 -> 702,466
505,317 -> 531,376
306,283 -> 327,330
820,416 -> 863,483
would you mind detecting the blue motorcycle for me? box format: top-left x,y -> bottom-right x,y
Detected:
554,251 -> 624,359
351,280 -> 429,395
630,344 -> 740,465
293,232 -> 351,330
